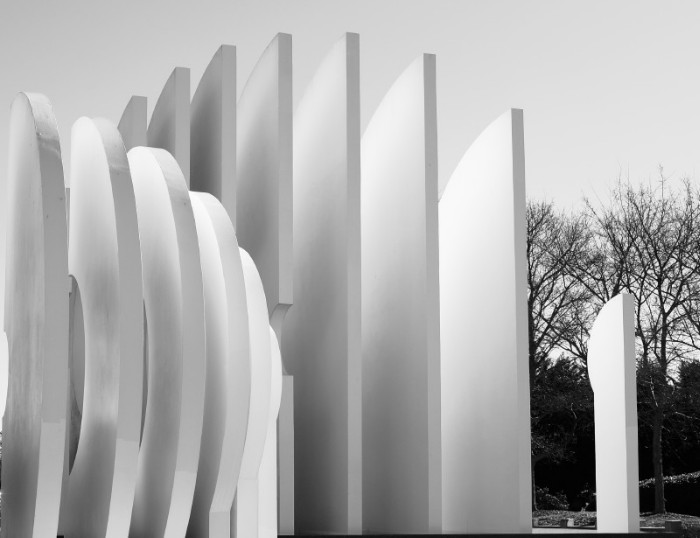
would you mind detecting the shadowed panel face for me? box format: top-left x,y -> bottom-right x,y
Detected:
3,92 -> 69,538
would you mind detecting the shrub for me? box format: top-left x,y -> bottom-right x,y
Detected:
536,486 -> 569,510
640,471 -> 700,516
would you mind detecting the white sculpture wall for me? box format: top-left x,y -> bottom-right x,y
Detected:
118,95 -> 147,152
191,45 -> 236,216
127,147 -> 206,537
236,32 -> 295,534
188,192 -> 252,538
361,54 -> 441,534
148,67 -> 191,186
281,32 -> 363,535
2,92 -> 69,538
440,109 -> 531,534
60,117 -> 144,537
588,293 -> 640,533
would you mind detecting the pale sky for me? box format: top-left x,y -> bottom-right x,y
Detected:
0,0 -> 699,361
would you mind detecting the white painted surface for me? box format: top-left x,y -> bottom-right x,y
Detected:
60,117 -> 143,537
127,147 -> 206,537
232,248 -> 273,538
361,54 -> 441,534
237,33 -> 293,336
118,95 -> 147,152
2,93 -> 69,538
588,293 -> 640,533
148,68 -> 191,186
188,192 -> 252,538
191,45 -> 236,218
440,109 -> 531,533
281,33 -> 362,535
259,328 -> 283,538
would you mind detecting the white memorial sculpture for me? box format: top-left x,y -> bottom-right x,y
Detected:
236,32 -> 295,534
127,147 -> 206,537
191,45 -> 237,216
2,30 -> 648,538
282,32 -> 363,535
148,67 -> 191,186
2,92 -> 70,538
588,293 -> 640,533
118,95 -> 148,152
361,53 -> 441,535
188,192 -> 252,538
59,117 -> 144,537
440,109 -> 531,534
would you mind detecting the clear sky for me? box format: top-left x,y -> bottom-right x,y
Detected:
0,0 -> 699,351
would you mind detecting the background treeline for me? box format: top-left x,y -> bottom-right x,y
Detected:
529,173 -> 700,514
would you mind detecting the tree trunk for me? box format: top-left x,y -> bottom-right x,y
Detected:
652,407 -> 665,513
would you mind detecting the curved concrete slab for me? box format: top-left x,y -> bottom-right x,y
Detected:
148,68 -> 190,186
60,117 -> 144,537
360,53 -> 440,534
237,33 -> 293,337
118,95 -> 147,152
281,32 -> 362,535
440,109 -> 531,533
2,92 -> 69,538
127,147 -> 206,537
188,192 -> 251,538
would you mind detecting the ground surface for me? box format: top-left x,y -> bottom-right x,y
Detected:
534,511 -> 700,537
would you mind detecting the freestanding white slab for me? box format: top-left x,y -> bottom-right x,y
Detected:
258,327 -> 283,538
188,192 -> 252,538
281,33 -> 362,535
237,32 -> 293,337
127,147 -> 206,537
236,32 -> 294,534
118,95 -> 147,151
191,45 -> 236,217
148,67 -> 191,186
2,92 -> 69,538
361,54 -> 441,534
232,248 -> 273,538
440,109 -> 531,534
588,293 -> 640,533
60,117 -> 144,537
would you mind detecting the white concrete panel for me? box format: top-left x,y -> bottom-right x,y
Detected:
440,109 -> 531,533
148,68 -> 191,186
118,95 -> 147,151
191,45 -> 236,218
588,293 -> 639,533
277,375 -> 294,535
259,328 -> 283,538
232,248 -> 273,538
188,192 -> 252,538
2,92 -> 69,538
0,331 -> 7,419
360,54 -> 441,534
60,118 -> 144,537
281,32 -> 362,535
237,33 -> 293,336
127,147 -> 206,537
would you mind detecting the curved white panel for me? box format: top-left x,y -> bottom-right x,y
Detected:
440,109 -> 531,533
258,328 -> 283,538
118,95 -> 147,151
588,293 -> 639,532
0,331 -> 7,419
148,67 -> 191,186
281,32 -> 362,535
188,192 -> 251,538
127,147 -> 206,537
232,248 -> 273,538
60,117 -> 144,537
2,92 -> 69,537
237,33 -> 293,336
360,54 -> 440,534
190,45 -> 236,217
